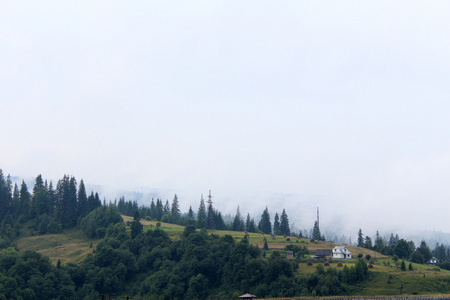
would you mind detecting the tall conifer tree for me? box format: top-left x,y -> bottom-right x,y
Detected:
273,212 -> 280,235
258,207 -> 272,234
280,209 -> 290,236
19,180 -> 31,219
77,179 -> 88,218
197,195 -> 207,228
171,194 -> 180,217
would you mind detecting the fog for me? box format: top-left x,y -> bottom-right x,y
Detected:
2,1 -> 450,243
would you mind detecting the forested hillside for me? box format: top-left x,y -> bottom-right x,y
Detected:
1,169 -> 450,299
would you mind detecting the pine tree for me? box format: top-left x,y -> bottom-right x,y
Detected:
280,209 -> 290,236
197,195 -> 207,228
0,169 -> 7,219
188,206 -> 194,219
312,220 -> 321,240
214,210 -> 226,230
374,230 -> 384,251
77,179 -> 88,218
273,212 -> 280,235
357,229 -> 364,247
364,236 -> 373,249
231,206 -> 244,231
155,199 -> 164,220
19,180 -> 31,219
47,182 -> 56,216
5,174 -> 12,215
388,233 -> 396,246
417,241 -> 432,262
258,207 -> 272,234
150,199 -> 156,219
0,170 -> 13,218
163,200 -> 170,215
246,213 -> 251,231
12,183 -> 20,216
206,191 -> 215,229
31,174 -> 50,217
87,191 -> 102,213
171,194 -> 180,217
56,175 -> 78,228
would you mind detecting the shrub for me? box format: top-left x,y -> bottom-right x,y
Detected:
307,261 -> 313,266
368,264 -> 374,269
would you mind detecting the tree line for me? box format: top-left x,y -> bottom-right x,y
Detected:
0,170 -> 102,249
116,193 -> 293,236
356,228 -> 450,268
0,204 -> 371,299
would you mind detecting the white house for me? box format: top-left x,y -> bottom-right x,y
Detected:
427,257 -> 438,266
332,246 -> 352,259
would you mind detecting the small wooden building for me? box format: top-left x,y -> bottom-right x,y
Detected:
286,250 -> 294,259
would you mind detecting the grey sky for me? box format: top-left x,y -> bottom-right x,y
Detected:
2,1 -> 450,239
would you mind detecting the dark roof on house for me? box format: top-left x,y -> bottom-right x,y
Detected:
315,249 -> 332,256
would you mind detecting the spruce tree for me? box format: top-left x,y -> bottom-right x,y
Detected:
77,179 -> 88,218
171,194 -> 180,217
197,195 -> 207,228
280,209 -> 290,236
19,180 -> 31,219
258,207 -> 272,234
273,212 -> 280,235
417,241 -> 432,262
206,191 -> 215,229
232,206 -> 244,231
150,199 -> 156,219
312,220 -> 321,240
245,213 -> 251,231
357,229 -> 364,247
31,174 -> 50,217
155,199 -> 163,220
214,210 -> 226,230
163,200 -> 170,215
0,169 -> 7,219
188,205 -> 194,219
0,170 -> 13,218
12,183 -> 19,216
364,236 -> 373,249
56,175 -> 78,228
374,230 -> 384,251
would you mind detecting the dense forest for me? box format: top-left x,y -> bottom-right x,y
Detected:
1,169 -> 449,299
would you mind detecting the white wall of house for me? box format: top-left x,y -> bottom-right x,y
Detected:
332,246 -> 352,259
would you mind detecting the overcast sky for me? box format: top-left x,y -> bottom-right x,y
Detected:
2,1 -> 450,239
